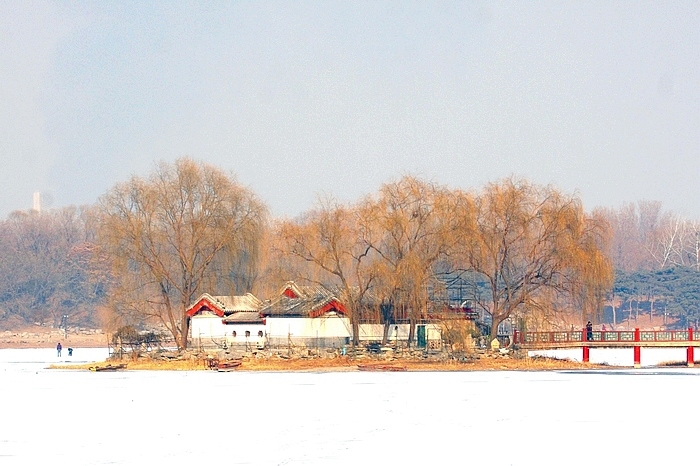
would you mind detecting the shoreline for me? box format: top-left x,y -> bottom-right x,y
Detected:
41,348 -> 700,373
46,352 -> 615,372
5,329 -> 696,373
0,327 -> 109,350
0,337 -> 110,350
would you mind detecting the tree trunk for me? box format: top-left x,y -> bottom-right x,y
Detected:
628,300 -> 633,327
351,318 -> 359,347
179,312 -> 189,351
407,318 -> 415,348
381,322 -> 391,346
489,315 -> 504,348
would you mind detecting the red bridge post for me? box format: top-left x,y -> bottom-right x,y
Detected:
633,328 -> 641,368
582,327 -> 589,363
688,327 -> 694,368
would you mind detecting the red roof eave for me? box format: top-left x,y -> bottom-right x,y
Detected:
308,299 -> 347,318
186,297 -> 225,318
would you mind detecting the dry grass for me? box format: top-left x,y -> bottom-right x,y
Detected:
50,359 -> 207,371
50,355 -> 608,372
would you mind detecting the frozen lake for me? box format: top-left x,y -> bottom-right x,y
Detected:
2,347 -> 699,466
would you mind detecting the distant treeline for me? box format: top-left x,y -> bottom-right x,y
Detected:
0,159 -> 698,335
0,206 -> 106,329
596,201 -> 700,327
606,267 -> 700,328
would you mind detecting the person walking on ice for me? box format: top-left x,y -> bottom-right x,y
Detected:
56,342 -> 62,357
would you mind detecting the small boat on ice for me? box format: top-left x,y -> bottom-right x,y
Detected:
216,360 -> 242,372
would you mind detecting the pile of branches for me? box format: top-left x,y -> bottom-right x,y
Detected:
111,325 -> 164,352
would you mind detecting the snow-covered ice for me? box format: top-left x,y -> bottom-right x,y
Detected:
1,348 -> 698,465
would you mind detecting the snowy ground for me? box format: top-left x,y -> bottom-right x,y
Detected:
1,348 -> 698,465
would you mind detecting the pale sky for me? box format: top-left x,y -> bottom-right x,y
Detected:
1,1 -> 698,220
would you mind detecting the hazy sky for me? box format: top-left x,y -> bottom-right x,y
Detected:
1,1 -> 698,220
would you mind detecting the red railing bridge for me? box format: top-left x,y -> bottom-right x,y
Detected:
513,328 -> 700,368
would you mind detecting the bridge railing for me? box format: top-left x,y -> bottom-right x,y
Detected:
516,328 -> 700,345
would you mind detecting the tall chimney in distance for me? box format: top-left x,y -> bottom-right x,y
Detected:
33,191 -> 41,213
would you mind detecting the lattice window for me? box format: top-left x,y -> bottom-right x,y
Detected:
619,332 -> 635,341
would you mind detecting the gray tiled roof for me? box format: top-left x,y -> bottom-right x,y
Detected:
189,282 -> 351,321
210,294 -> 262,315
261,282 -> 346,317
221,311 -> 264,324
187,293 -> 262,317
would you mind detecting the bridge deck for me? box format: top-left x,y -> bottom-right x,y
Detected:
519,340 -> 700,349
515,329 -> 700,349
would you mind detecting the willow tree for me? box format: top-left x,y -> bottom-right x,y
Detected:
96,158 -> 267,349
453,178 -> 613,344
276,198 -> 378,345
363,176 -> 460,346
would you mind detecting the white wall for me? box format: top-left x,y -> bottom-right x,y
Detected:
357,323 -> 442,342
190,315 -> 265,348
192,313 -> 444,347
191,315 -> 228,340
266,315 -> 352,340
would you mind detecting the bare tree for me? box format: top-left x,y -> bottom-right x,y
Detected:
596,201 -> 661,271
276,197 -> 379,345
95,158 -> 267,350
452,178 -> 613,343
362,176 -> 461,346
649,213 -> 687,269
688,221 -> 700,271
0,206 -> 103,329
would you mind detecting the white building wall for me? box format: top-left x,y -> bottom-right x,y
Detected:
190,315 -> 265,348
426,325 -> 442,341
357,323 -> 443,342
266,315 -> 352,340
191,315 -> 228,340
192,313 -> 444,348
222,324 -> 267,346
